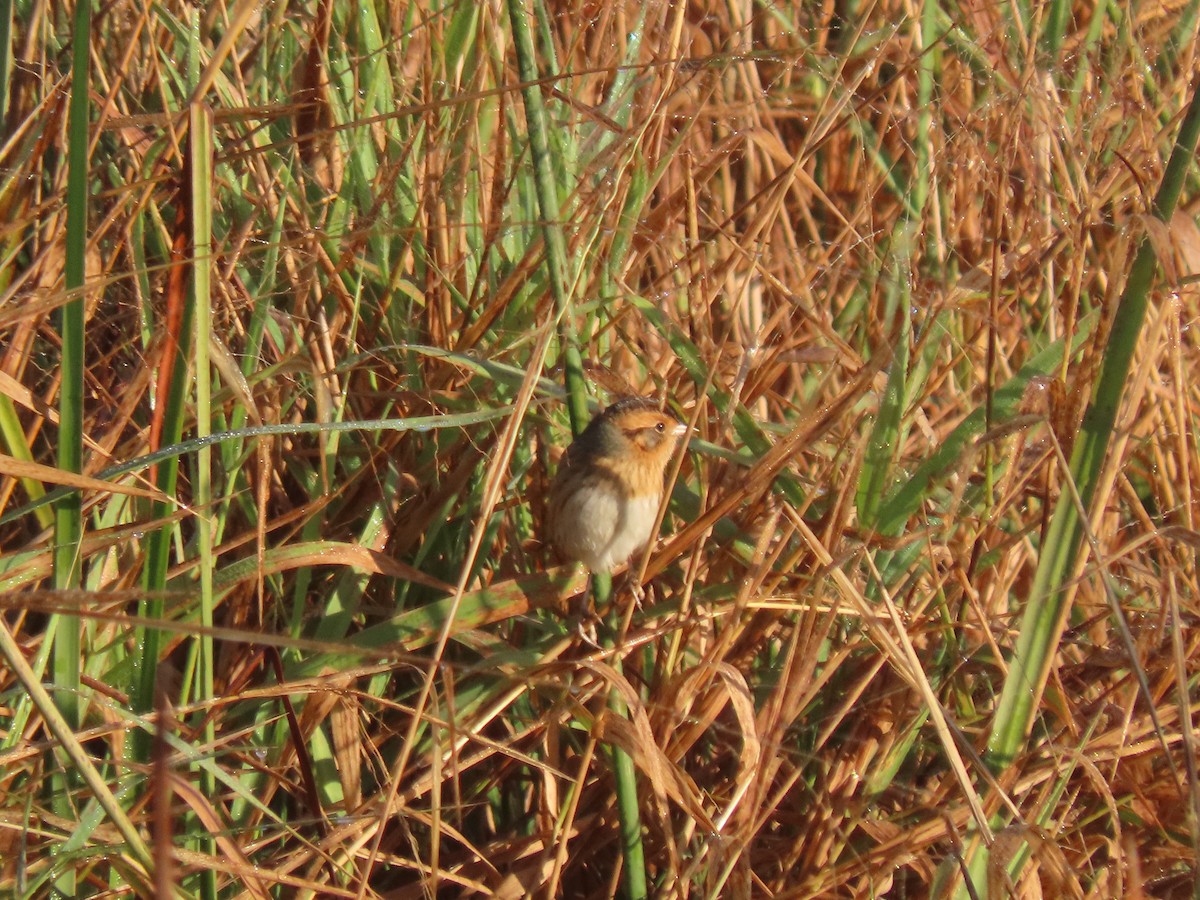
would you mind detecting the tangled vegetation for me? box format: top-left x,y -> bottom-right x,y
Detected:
1,0 -> 1199,896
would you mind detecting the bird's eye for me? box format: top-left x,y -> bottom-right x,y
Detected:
655,422 -> 665,433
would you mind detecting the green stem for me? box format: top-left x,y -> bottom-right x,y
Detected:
507,0 -> 647,894
51,11 -> 92,890
505,0 -> 588,431
987,74 -> 1200,767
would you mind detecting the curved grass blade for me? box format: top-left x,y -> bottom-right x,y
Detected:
988,77 -> 1200,771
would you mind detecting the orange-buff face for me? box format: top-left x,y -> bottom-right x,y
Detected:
546,397 -> 687,573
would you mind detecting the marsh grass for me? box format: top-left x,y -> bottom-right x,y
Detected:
2,0 -> 1200,896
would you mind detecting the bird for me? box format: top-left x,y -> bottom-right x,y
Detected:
546,397 -> 687,574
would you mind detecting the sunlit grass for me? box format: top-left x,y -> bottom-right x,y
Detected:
1,1 -> 1199,897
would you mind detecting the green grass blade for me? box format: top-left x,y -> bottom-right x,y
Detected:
0,619 -> 153,885
0,395 -> 53,529
50,9 -> 92,890
507,0 -> 587,431
1039,0 -> 1071,66
875,331 -> 1086,537
857,306 -> 908,530
508,0 -> 645,893
189,93 -> 218,900
53,0 -> 91,724
0,0 -> 11,123
988,78 -> 1200,768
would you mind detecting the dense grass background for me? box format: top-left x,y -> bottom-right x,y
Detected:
2,0 -> 1200,896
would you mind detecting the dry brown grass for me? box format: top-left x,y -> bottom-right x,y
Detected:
1,0 -> 1199,897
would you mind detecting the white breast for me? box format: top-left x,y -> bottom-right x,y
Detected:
553,484 -> 662,573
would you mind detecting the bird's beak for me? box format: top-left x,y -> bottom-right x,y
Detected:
673,422 -> 689,437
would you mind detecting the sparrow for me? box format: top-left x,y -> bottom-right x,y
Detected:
546,397 -> 687,573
